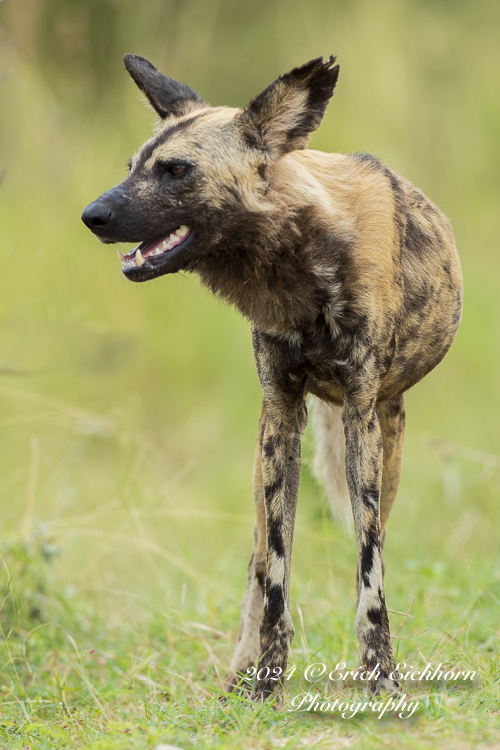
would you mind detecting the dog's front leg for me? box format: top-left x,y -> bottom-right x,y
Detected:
224,402 -> 266,691
250,331 -> 307,703
342,396 -> 399,692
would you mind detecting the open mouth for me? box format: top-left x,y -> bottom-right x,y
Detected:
118,225 -> 193,281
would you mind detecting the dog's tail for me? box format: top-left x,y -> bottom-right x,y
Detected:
310,396 -> 353,532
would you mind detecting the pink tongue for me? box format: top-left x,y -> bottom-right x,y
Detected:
139,236 -> 166,258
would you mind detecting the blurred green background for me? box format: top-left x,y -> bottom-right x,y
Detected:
0,0 -> 499,623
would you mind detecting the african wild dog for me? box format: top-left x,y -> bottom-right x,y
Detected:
82,54 -> 463,702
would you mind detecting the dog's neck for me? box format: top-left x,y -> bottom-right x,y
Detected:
189,206 -> 339,335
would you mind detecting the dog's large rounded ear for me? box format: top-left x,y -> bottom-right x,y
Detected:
236,56 -> 339,159
123,54 -> 206,119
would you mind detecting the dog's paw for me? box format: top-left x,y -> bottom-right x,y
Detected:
250,687 -> 283,708
365,674 -> 401,695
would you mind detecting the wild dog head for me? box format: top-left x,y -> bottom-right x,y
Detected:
81,54 -> 339,282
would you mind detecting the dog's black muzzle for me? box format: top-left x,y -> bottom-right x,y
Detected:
81,180 -> 202,281
81,184 -> 147,243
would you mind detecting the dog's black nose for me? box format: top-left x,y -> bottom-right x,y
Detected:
81,202 -> 113,230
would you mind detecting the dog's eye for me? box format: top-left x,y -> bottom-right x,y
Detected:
156,161 -> 190,179
169,165 -> 186,176
157,161 -> 188,176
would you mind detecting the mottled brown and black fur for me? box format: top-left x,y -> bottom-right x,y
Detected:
82,54 -> 463,702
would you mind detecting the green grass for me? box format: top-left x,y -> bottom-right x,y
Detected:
0,389 -> 499,749
1,492 -> 500,750
1,0 -> 500,746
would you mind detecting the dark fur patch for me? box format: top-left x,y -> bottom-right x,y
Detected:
255,566 -> 265,590
263,440 -> 276,459
360,526 -> 380,587
385,396 -> 405,418
267,518 -> 285,557
362,483 -> 380,508
350,152 -> 385,171
405,214 -> 432,258
367,607 -> 383,627
135,111 -> 210,170
264,476 -> 284,503
264,582 -> 285,628
124,54 -> 205,119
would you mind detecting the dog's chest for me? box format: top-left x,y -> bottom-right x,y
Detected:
260,313 -> 350,406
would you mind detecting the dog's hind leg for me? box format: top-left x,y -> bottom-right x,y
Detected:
352,395 -> 406,597
224,402 -> 267,691
342,395 -> 399,692
377,396 -> 405,551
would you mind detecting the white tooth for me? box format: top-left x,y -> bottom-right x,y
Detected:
161,241 -> 168,250
154,247 -> 162,255
135,248 -> 145,266
169,234 -> 177,243
178,224 -> 189,236
117,248 -> 126,262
